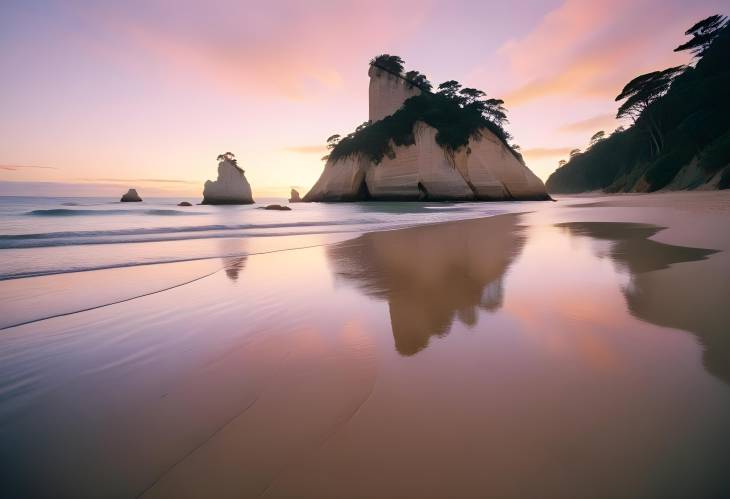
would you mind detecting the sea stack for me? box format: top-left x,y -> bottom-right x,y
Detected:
304,57 -> 548,202
202,153 -> 254,205
120,188 -> 142,202
289,189 -> 302,202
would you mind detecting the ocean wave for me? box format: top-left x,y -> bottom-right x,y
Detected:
0,219 -> 384,249
25,208 -> 196,217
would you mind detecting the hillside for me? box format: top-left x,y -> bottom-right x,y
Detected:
546,15 -> 730,194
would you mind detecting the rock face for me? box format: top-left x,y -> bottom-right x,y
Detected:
369,65 -> 421,122
120,189 -> 142,202
289,189 -> 302,203
305,66 -> 548,202
305,124 -> 547,202
202,160 -> 254,205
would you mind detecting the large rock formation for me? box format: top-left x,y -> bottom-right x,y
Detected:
202,159 -> 254,205
120,189 -> 142,202
305,64 -> 548,202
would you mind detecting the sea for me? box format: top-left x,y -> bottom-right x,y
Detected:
0,196 -> 522,281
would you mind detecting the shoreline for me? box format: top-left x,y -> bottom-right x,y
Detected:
1,190 -> 729,498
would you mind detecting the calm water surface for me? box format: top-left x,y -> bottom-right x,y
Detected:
0,206 -> 728,498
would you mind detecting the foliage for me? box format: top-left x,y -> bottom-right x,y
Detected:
370,54 -> 404,74
697,129 -> 730,173
590,131 -> 606,145
404,70 -> 433,92
546,15 -> 730,193
217,152 -> 237,165
674,15 -> 728,58
327,55 -> 516,164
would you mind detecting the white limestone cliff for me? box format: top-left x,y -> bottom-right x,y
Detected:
202,159 -> 254,205
368,65 -> 421,122
304,64 -> 549,202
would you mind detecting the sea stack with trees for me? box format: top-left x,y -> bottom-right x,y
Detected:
546,15 -> 730,193
201,152 -> 254,205
304,55 -> 548,202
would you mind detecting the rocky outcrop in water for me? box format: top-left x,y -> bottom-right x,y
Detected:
289,189 -> 302,202
304,62 -> 548,202
202,158 -> 254,205
305,124 -> 547,202
120,189 -> 142,202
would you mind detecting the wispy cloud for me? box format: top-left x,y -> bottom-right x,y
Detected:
283,145 -> 327,155
496,0 -> 713,106
0,164 -> 58,171
557,113 -> 620,134
83,1 -> 429,100
77,177 -> 198,184
522,147 -> 574,160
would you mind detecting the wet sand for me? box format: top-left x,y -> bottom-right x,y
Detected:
1,191 -> 730,498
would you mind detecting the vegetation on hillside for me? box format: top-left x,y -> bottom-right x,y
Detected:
324,55 -> 517,165
546,15 -> 730,193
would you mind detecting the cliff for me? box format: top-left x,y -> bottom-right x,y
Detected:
305,62 -> 548,202
202,159 -> 254,205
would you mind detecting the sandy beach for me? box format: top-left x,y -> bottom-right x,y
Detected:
1,191 -> 730,498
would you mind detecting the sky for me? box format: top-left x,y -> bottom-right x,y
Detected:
0,0 -> 726,198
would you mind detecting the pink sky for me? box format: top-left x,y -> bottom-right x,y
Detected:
0,0 -> 725,197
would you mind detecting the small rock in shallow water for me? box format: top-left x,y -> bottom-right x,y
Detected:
178,201 -> 192,206
259,204 -> 292,211
120,189 -> 142,202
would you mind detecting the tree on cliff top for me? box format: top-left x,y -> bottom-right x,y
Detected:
405,70 -> 433,92
615,65 -> 685,154
674,14 -> 728,58
370,54 -> 404,74
217,152 -> 242,171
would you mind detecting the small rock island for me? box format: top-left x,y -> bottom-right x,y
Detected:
120,188 -> 142,202
202,152 -> 254,205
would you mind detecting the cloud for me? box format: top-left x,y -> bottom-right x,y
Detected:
81,1 -> 429,100
0,164 -> 57,171
521,147 -> 574,160
557,113 -> 619,134
78,177 -> 198,184
496,0 -> 713,106
283,145 -> 327,155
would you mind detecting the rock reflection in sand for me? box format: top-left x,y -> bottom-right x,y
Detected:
557,222 -> 729,384
327,214 -> 526,355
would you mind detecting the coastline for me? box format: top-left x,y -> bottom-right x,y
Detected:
1,190 -> 729,498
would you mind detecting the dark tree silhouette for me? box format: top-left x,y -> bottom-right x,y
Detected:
590,131 -> 606,145
405,70 -> 433,92
370,54 -> 405,74
615,65 -> 686,154
326,134 -> 341,150
459,88 -> 486,104
674,14 -> 728,58
437,80 -> 462,99
569,149 -> 581,157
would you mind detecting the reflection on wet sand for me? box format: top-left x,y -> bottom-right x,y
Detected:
558,222 -> 729,384
217,239 -> 248,282
223,256 -> 247,281
327,215 -> 526,355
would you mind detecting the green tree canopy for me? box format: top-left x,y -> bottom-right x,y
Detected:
405,70 -> 433,92
370,54 -> 405,74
